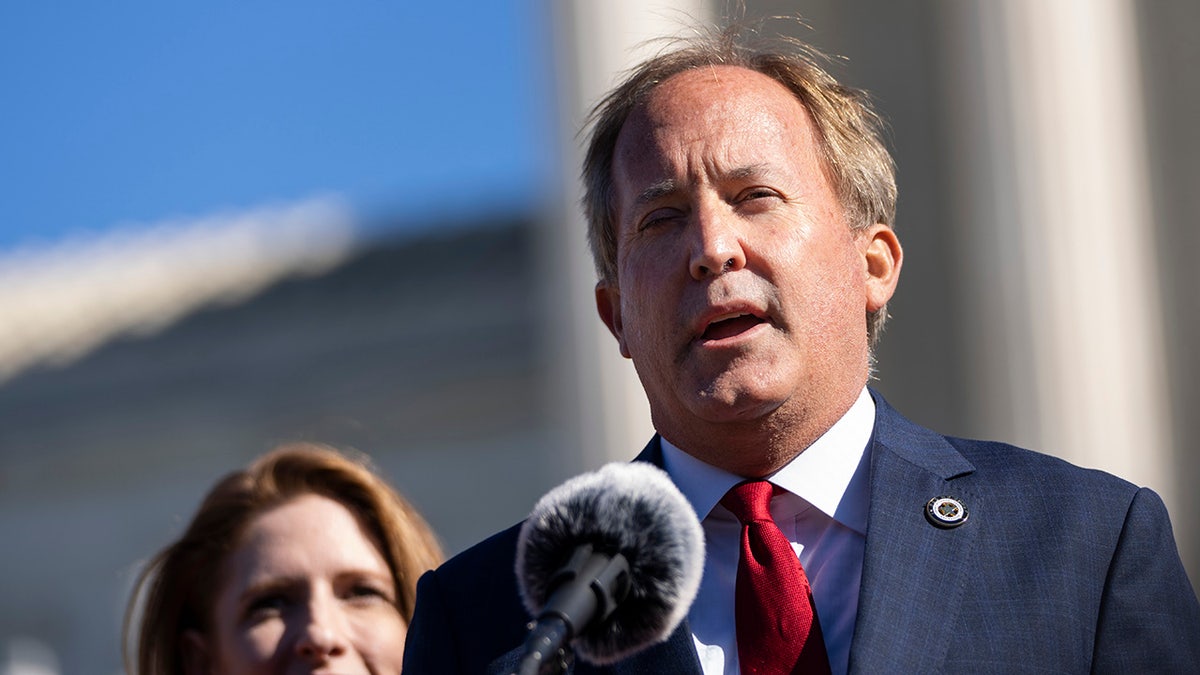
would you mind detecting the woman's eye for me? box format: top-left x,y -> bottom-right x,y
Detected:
345,583 -> 394,605
244,593 -> 289,620
349,585 -> 382,598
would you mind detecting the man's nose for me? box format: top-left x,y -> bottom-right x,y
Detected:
688,201 -> 746,280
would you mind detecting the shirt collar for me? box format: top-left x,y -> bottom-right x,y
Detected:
660,387 -> 875,534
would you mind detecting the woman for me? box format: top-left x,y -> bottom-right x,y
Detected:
124,442 -> 443,674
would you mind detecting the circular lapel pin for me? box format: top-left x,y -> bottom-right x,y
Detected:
925,496 -> 968,529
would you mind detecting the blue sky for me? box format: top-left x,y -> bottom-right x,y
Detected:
0,2 -> 557,248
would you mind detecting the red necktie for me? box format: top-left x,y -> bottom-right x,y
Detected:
722,481 -> 832,675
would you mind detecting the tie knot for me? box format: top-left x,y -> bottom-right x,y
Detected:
720,480 -> 779,524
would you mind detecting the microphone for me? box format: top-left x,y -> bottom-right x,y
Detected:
513,462 -> 704,673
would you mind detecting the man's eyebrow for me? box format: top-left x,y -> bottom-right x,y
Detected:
633,165 -> 772,206
726,164 -> 770,181
635,179 -> 678,206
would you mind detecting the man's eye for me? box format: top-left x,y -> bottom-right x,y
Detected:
638,209 -> 683,231
735,188 -> 786,216
738,187 -> 781,201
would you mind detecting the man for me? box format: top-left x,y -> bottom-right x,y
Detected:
404,26 -> 1200,674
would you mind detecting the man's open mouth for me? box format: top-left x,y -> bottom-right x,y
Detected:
701,314 -> 767,341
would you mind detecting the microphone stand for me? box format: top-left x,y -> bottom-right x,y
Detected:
512,544 -> 631,675
513,626 -> 574,675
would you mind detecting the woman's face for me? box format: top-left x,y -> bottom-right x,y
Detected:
188,493 -> 407,674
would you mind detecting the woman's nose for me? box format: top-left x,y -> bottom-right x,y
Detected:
295,607 -> 349,663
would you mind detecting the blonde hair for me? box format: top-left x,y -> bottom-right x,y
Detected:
123,443 -> 443,675
582,22 -> 897,344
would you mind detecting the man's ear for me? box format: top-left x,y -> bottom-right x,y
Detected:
181,630 -> 213,675
860,224 -> 903,312
595,281 -> 632,359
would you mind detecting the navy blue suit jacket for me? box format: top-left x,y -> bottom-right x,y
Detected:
403,393 -> 1200,673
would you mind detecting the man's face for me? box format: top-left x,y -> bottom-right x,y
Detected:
597,66 -> 895,450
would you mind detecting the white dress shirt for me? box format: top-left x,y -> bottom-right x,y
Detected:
660,387 -> 875,675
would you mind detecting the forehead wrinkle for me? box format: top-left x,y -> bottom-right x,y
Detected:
689,160 -> 778,192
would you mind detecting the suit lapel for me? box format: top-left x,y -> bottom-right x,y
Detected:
848,393 -> 979,673
631,436 -> 666,467
611,622 -> 704,674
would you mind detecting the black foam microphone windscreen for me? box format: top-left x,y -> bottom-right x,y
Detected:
514,462 -> 704,665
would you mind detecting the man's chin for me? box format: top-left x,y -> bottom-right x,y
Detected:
685,386 -> 785,425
